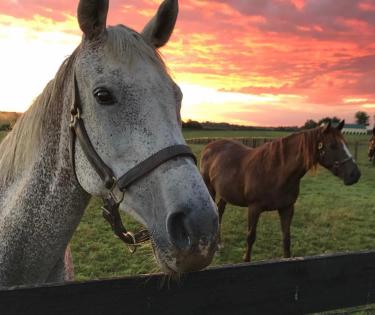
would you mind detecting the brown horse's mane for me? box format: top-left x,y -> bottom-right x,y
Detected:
258,126 -> 344,171
296,127 -> 323,170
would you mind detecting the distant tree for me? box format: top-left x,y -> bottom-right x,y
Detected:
275,126 -> 299,132
182,119 -> 203,129
318,116 -> 340,126
302,119 -> 318,129
355,111 -> 369,126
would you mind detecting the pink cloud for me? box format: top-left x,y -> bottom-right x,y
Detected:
0,0 -> 155,26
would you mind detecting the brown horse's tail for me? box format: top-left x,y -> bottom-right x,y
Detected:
200,146 -> 216,201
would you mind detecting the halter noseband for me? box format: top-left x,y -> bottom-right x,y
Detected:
69,74 -> 197,253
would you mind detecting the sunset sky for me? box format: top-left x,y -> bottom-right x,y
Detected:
0,0 -> 375,126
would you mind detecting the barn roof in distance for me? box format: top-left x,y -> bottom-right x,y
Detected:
343,124 -> 367,129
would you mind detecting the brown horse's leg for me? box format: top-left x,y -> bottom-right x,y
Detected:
217,199 -> 226,225
217,199 -> 227,246
208,185 -> 216,201
278,205 -> 294,258
243,206 -> 260,262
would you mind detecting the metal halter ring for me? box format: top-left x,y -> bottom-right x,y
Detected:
123,232 -> 137,254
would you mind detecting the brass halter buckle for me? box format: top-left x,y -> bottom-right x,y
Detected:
122,230 -> 150,254
108,177 -> 125,204
122,231 -> 137,254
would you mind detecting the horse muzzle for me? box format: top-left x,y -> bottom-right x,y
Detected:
152,204 -> 219,273
343,167 -> 361,186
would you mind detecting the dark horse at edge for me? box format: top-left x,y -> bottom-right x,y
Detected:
368,127 -> 375,162
201,121 -> 361,262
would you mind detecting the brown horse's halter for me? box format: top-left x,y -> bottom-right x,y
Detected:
318,141 -> 353,171
69,74 -> 197,253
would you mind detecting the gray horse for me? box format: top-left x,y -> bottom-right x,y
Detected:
0,0 -> 218,287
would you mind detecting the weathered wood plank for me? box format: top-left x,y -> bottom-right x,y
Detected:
1,251 -> 375,315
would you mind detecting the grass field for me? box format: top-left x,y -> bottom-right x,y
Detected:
183,128 -> 368,143
72,130 -> 374,281
1,129 -> 374,282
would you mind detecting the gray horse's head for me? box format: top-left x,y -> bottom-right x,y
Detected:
73,0 -> 218,274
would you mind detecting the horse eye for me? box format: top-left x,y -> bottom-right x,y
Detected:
93,88 -> 116,105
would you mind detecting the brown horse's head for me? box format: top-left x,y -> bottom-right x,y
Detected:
317,120 -> 361,185
368,127 -> 375,161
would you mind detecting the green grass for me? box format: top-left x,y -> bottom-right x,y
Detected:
71,134 -> 375,281
1,129 -> 374,283
183,129 -> 370,143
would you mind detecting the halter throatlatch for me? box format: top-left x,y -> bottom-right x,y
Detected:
69,73 -> 197,253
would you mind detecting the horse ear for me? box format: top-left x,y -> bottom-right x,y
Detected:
78,0 -> 109,40
322,120 -> 332,133
337,120 -> 345,131
141,0 -> 179,48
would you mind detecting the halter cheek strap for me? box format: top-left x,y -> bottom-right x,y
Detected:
69,73 -> 197,253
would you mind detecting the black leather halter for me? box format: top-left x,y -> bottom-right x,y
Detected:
317,141 -> 354,173
69,74 -> 197,252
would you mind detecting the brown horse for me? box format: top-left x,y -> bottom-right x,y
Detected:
368,127 -> 375,161
201,121 -> 361,262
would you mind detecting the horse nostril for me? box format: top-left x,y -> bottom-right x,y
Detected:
167,212 -> 191,251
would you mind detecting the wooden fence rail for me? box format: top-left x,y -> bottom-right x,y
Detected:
186,136 -> 273,146
186,137 -> 367,162
1,251 -> 375,314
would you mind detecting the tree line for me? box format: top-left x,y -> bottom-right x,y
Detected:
301,111 -> 370,130
1,111 -> 371,132
183,111 -> 371,131
182,120 -> 299,131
